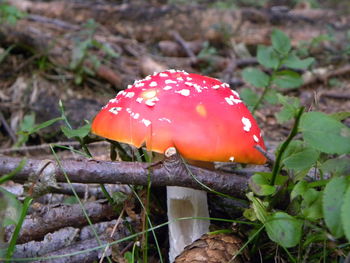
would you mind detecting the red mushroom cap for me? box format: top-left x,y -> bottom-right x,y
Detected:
91,70 -> 266,164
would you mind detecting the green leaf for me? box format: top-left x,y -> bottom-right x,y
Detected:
320,157 -> 350,176
124,251 -> 133,263
240,87 -> 259,107
19,113 -> 36,132
272,70 -> 303,89
243,208 -> 257,221
0,187 -> 23,227
100,43 -> 119,58
0,159 -> 26,184
265,212 -> 302,247
30,117 -> 63,134
271,29 -> 291,55
280,140 -> 304,161
301,188 -> 323,221
323,176 -> 349,238
242,68 -> 270,88
264,89 -> 278,104
341,184 -> 350,242
61,123 -> 91,139
249,173 -> 276,196
330,111 -> 350,121
283,148 -> 320,171
291,180 -> 308,200
5,197 -> 32,260
112,191 -> 128,204
246,192 -> 269,223
0,45 -> 15,65
275,95 -> 300,123
257,45 -> 279,69
283,53 -> 314,69
300,112 -> 350,154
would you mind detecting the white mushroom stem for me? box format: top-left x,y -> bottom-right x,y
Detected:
167,186 -> 210,262
165,147 -> 210,262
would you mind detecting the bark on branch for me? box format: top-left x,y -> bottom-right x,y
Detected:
0,156 -> 251,198
5,201 -> 116,244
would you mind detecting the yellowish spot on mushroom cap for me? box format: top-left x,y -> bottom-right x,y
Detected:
141,89 -> 158,100
196,103 -> 207,117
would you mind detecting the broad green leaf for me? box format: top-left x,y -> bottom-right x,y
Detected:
246,192 -> 269,223
240,87 -> 259,107
257,45 -> 279,69
291,180 -> 308,200
341,184 -> 350,242
264,89 -> 278,104
323,176 -> 349,238
301,188 -> 323,221
124,251 -> 133,263
0,187 -> 22,226
70,39 -> 90,69
280,140 -> 304,161
61,123 -> 91,139
272,70 -> 303,89
275,95 -> 300,123
112,191 -> 128,204
300,112 -> 350,154
63,196 -> 79,204
284,53 -> 314,69
330,111 -> 350,121
271,29 -> 291,55
283,148 -> 319,171
320,157 -> 350,176
242,68 -> 270,88
19,113 -> 35,132
265,212 -> 302,247
249,173 -> 276,196
243,208 -> 257,221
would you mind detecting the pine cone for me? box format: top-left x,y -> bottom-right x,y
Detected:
174,233 -> 249,263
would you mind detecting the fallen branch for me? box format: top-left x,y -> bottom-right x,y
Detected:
302,65 -> 350,88
12,219 -> 133,262
5,201 -> 116,244
0,156 -> 253,198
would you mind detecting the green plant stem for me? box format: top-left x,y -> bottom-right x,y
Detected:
270,107 -> 304,186
252,85 -> 270,114
5,197 -> 32,262
99,184 -> 114,204
0,159 -> 26,184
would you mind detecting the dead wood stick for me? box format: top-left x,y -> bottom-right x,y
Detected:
12,219 -> 133,261
5,201 -> 116,244
36,235 -> 120,263
27,14 -> 80,30
171,31 -> 197,63
0,111 -> 16,142
302,65 -> 350,88
13,227 -> 79,259
320,91 -> 350,100
0,156 -> 251,198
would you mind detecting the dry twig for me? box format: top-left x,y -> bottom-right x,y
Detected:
0,156 -> 254,198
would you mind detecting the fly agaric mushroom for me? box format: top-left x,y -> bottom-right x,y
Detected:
91,69 -> 266,262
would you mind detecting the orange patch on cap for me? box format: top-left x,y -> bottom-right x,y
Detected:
196,103 -> 207,117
